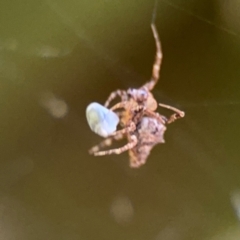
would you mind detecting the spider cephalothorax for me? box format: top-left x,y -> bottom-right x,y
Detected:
87,23 -> 185,168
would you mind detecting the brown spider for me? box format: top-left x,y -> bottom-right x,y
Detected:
88,23 -> 185,168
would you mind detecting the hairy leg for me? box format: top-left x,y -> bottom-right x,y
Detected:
159,103 -> 185,124
110,101 -> 144,113
89,133 -> 124,154
110,101 -> 129,111
93,135 -> 138,156
142,23 -> 162,91
145,109 -> 167,125
104,90 -> 128,108
108,121 -> 136,137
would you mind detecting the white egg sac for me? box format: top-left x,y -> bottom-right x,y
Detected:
86,102 -> 119,137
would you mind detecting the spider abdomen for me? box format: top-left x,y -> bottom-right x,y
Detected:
128,117 -> 167,168
138,117 -> 166,144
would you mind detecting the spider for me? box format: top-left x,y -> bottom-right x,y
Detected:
87,23 -> 185,168
88,102 -> 183,168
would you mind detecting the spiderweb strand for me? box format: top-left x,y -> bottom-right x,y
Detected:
162,0 -> 239,38
151,0 -> 159,24
181,100 -> 240,108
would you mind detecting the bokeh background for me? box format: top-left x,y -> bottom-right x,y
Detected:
1,0 -> 240,239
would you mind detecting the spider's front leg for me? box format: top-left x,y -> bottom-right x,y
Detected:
104,90 -> 128,108
93,135 -> 138,156
159,103 -> 185,124
142,23 -> 162,91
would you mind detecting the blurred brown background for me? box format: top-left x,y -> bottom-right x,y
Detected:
0,0 -> 240,239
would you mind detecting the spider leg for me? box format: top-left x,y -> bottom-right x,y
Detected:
108,121 -> 136,137
104,90 -> 128,108
110,101 -> 144,112
89,133 -> 124,154
93,135 -> 137,156
142,23 -> 162,91
145,109 -> 167,125
159,103 -> 185,124
110,101 -> 129,111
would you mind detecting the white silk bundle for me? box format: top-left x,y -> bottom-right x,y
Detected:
86,102 -> 119,137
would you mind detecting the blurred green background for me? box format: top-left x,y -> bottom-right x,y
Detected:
1,0 -> 240,239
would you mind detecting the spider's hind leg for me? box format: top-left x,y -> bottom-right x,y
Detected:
93,135 -> 137,156
89,133 -> 124,155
